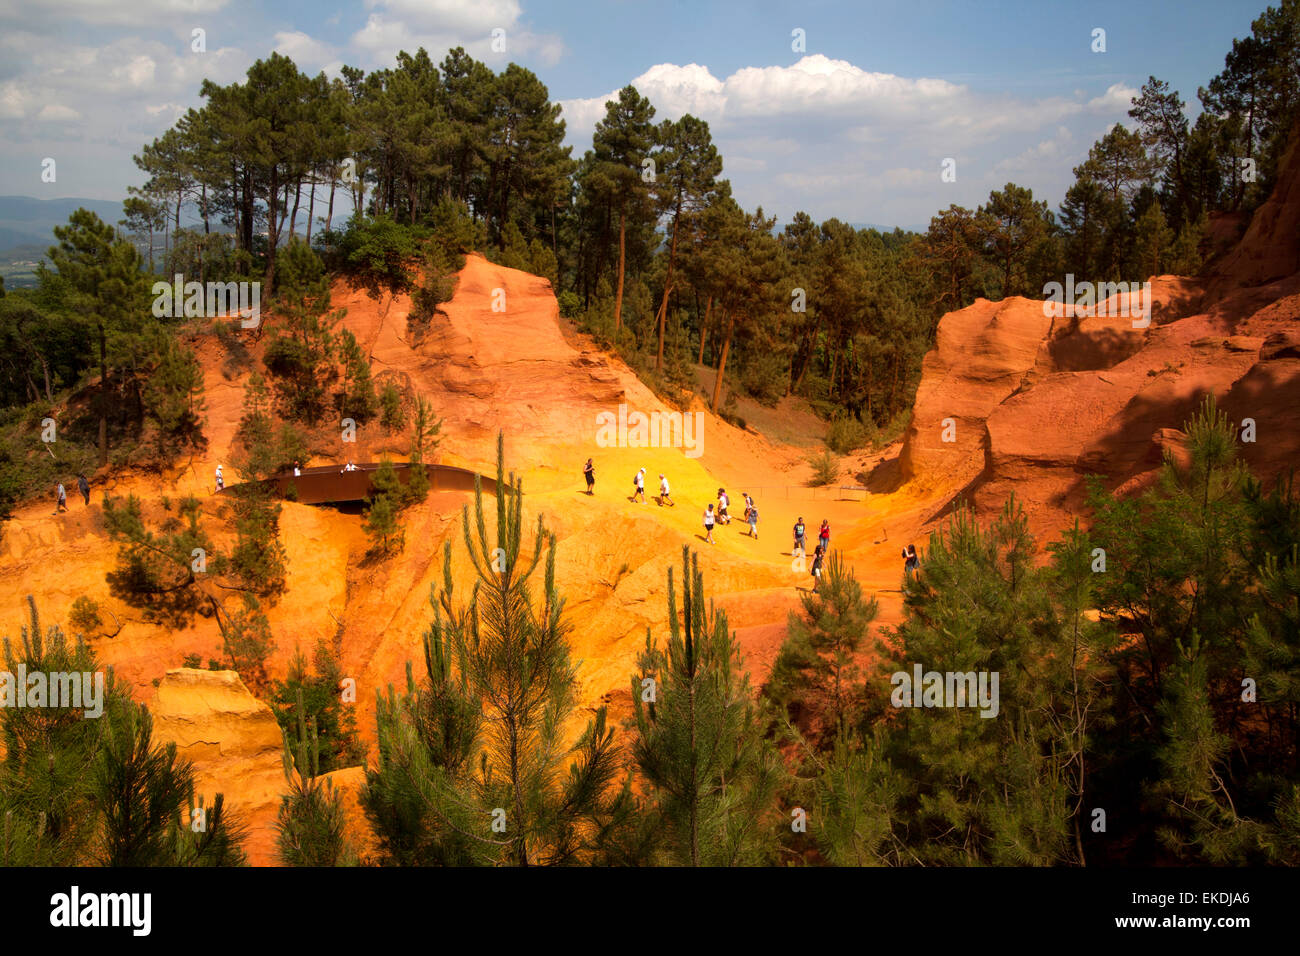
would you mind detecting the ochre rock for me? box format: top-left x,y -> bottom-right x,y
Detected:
151,668 -> 287,866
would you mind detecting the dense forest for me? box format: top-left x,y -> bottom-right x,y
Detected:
0,2 -> 1297,867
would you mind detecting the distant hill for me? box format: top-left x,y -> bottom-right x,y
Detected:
848,221 -> 923,235
0,195 -> 127,254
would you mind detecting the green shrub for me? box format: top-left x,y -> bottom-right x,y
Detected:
320,214 -> 421,298
826,415 -> 868,455
808,449 -> 839,486
557,290 -> 581,318
68,596 -> 102,634
379,382 -> 406,431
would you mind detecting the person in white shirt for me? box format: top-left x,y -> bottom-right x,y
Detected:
658,473 -> 674,507
633,467 -> 646,503
703,503 -> 716,544
214,464 -> 224,492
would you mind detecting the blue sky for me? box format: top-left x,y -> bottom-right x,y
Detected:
0,0 -> 1267,229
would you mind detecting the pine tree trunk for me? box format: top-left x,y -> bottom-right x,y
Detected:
307,173 -> 317,243
97,325 -> 108,466
698,296 -> 712,365
326,177 -> 336,233
614,208 -> 627,333
266,165 -> 280,290
655,207 -> 681,372
711,312 -> 734,413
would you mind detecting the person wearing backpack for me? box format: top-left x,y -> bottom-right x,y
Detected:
747,501 -> 759,539
793,517 -> 807,557
633,467 -> 646,503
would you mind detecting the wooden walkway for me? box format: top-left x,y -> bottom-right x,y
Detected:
218,462 -> 500,504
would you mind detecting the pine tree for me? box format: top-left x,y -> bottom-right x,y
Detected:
405,394 -> 441,503
219,594 -> 277,692
271,640 -> 364,774
879,498 -> 1070,865
361,546 -> 482,865
262,298 -> 340,425
1150,634 -> 1269,862
44,208 -> 153,465
363,459 -> 404,555
92,700 -> 195,866
336,327 -> 377,424
768,550 -> 879,744
631,546 -> 784,866
809,732 -> 902,866
589,86 -> 657,334
368,433 -> 624,865
1043,521 -> 1119,864
0,596 -> 126,864
276,688 -> 355,866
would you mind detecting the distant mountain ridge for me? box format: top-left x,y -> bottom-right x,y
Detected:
0,195 -> 126,253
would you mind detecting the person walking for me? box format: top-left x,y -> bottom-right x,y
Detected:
214,464 -> 224,492
658,474 -> 675,507
633,467 -> 646,503
818,519 -> 831,553
77,473 -> 90,506
811,544 -> 825,593
583,458 -> 595,495
793,516 -> 807,557
717,488 -> 731,524
902,543 -> 921,581
747,500 -> 759,539
703,503 -> 716,544
52,481 -> 68,516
